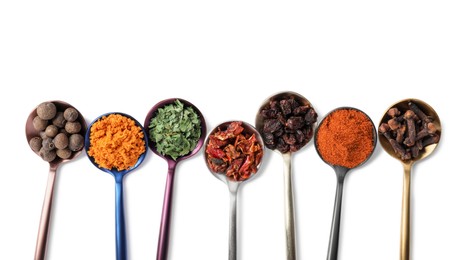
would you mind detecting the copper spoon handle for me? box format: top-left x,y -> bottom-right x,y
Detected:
283,153 -> 297,260
157,161 -> 177,260
34,164 -> 58,260
401,162 -> 412,260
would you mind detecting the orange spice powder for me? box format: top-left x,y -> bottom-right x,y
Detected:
316,109 -> 374,168
88,114 -> 146,171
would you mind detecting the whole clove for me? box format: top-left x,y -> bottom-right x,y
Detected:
379,101 -> 439,160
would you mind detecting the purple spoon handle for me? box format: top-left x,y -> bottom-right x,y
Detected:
35,164 -> 58,260
156,160 -> 177,260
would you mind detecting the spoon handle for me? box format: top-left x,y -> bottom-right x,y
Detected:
34,165 -> 58,260
157,162 -> 177,260
115,176 -> 127,260
327,174 -> 345,260
228,185 -> 239,260
283,153 -> 297,260
401,163 -> 412,260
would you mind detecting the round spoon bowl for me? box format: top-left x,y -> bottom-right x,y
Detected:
378,98 -> 441,163
255,91 -> 316,154
143,98 -> 207,163
84,112 -> 148,176
315,107 -> 377,171
26,100 -> 87,166
204,120 -> 265,184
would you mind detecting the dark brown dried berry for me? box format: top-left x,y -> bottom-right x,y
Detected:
56,148 -> 72,159
42,137 -> 55,151
53,133 -> 69,150
280,100 -> 292,115
69,134 -> 84,152
52,112 -> 66,128
263,119 -> 282,133
293,106 -> 310,115
37,102 -> 57,120
39,147 -> 56,162
65,121 -> 81,134
33,116 -> 48,131
64,107 -> 79,122
283,134 -> 297,145
29,137 -> 42,152
45,125 -> 59,137
286,117 -> 304,130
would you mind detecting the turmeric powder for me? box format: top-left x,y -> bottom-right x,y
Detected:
88,114 -> 146,171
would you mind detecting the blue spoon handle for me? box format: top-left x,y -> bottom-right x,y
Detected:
115,177 -> 127,260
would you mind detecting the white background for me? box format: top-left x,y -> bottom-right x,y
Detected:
1,1 -> 465,259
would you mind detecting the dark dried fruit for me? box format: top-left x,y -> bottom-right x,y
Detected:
37,102 -> 57,120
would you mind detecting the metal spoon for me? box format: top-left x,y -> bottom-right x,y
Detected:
378,99 -> 441,260
314,107 -> 377,260
255,91 -> 316,260
143,98 -> 206,260
85,112 -> 148,260
25,100 -> 87,260
203,121 -> 265,260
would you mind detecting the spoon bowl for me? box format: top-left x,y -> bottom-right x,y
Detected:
25,100 -> 86,260
85,112 -> 148,260
204,120 -> 265,260
143,98 -> 206,260
378,98 -> 441,260
314,107 -> 377,260
255,91 -> 316,260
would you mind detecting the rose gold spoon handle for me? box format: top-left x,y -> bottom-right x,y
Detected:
34,164 -> 58,260
400,162 -> 412,260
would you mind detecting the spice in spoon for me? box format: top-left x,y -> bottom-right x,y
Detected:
316,109 -> 375,168
206,121 -> 263,181
148,99 -> 202,160
87,114 -> 146,171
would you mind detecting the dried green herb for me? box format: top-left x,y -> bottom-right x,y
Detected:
149,99 -> 202,160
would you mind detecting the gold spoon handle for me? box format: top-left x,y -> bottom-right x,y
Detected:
35,165 -> 58,260
401,163 -> 412,260
283,153 -> 297,260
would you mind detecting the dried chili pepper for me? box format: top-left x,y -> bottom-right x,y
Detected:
206,121 -> 263,181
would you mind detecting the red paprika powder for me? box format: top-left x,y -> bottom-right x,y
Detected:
316,108 -> 375,168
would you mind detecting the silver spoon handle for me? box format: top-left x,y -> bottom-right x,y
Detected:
401,163 -> 412,260
228,187 -> 238,260
283,153 -> 296,260
327,178 -> 345,260
34,165 -> 58,260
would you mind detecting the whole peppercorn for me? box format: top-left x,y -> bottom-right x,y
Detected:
53,133 -> 69,150
39,131 -> 48,139
64,107 -> 79,122
42,137 -> 55,151
29,137 -> 42,153
65,121 -> 81,134
56,148 -> 72,159
33,116 -> 48,131
37,102 -> 57,120
69,134 -> 84,152
52,112 -> 66,128
45,125 -> 59,138
39,147 -> 57,162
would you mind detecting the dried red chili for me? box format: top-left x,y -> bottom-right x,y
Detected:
206,121 -> 263,181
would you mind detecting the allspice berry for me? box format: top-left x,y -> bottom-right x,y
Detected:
52,112 -> 66,128
65,121 -> 81,134
29,137 -> 42,153
54,133 -> 69,150
45,125 -> 59,137
37,102 -> 57,120
69,134 -> 84,152
56,148 -> 72,159
64,107 -> 79,122
39,147 -> 57,162
33,116 -> 48,131
42,137 -> 55,151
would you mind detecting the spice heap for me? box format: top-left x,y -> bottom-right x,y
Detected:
259,96 -> 317,153
148,99 -> 202,160
206,121 -> 263,181
87,114 -> 146,171
316,109 -> 375,168
379,101 -> 440,160
29,102 -> 84,162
